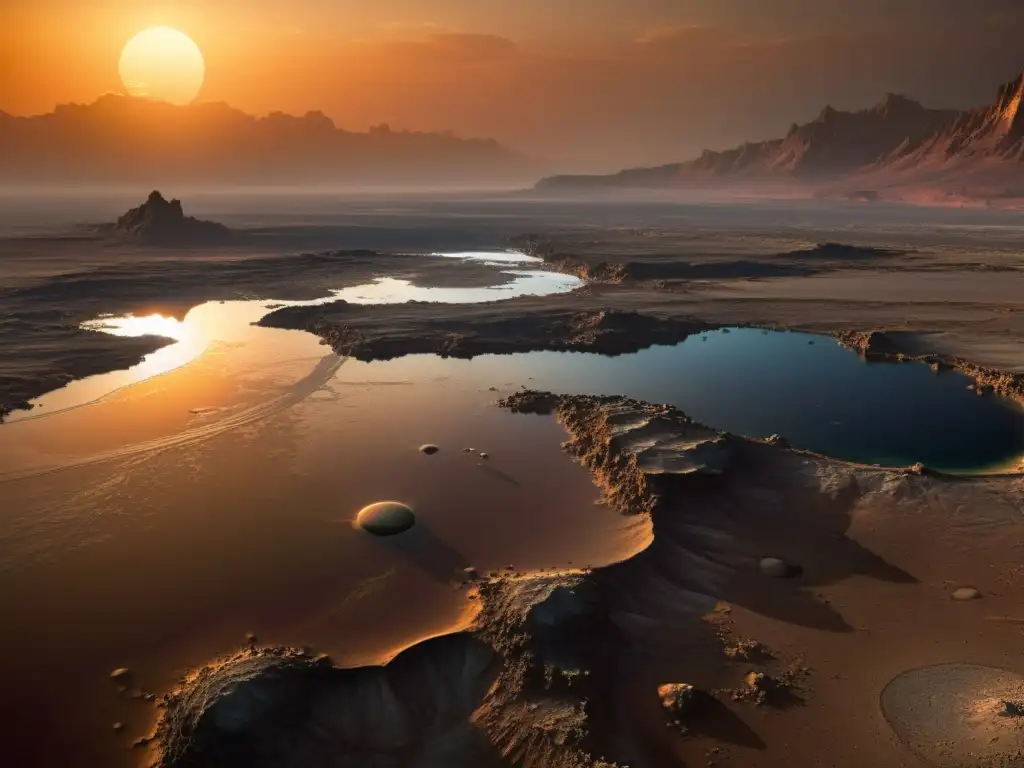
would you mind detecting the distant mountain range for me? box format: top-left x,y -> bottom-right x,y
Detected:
537,71 -> 1024,203
0,95 -> 532,186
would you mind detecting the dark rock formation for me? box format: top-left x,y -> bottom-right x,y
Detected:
110,191 -> 231,245
258,304 -> 707,361
147,391 -> 924,768
834,330 -> 1024,401
786,242 -> 904,259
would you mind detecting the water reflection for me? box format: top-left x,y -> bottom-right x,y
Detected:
11,260 -> 581,420
335,331 -> 1024,474
333,271 -> 577,304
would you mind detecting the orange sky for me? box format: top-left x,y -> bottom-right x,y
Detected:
4,1 -> 1024,170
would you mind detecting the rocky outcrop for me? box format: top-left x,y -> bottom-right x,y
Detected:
536,71 -> 1024,196
259,305 -> 706,360
537,91 -> 957,191
876,72 -> 1024,170
834,329 -> 1024,401
784,242 -> 905,259
0,399 -> 32,423
109,191 -> 231,245
145,391 -> 935,768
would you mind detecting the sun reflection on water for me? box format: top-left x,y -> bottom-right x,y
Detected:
81,313 -> 191,343
75,312 -> 211,397
11,264 -> 583,421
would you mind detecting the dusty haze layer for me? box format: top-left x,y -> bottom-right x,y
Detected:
5,2 -> 1024,172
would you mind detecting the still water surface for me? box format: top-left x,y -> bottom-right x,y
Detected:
1,254 -> 1022,767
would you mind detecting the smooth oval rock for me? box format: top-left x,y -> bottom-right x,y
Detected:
419,444 -> 440,455
952,587 -> 981,601
356,502 -> 415,536
758,557 -> 790,578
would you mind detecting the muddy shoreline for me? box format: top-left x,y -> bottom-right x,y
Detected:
139,390 -> 1024,768
5,206 -> 1023,418
0,241 -> 527,418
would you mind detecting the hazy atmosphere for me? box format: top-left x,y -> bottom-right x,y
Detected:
3,3 -> 1024,768
5,0 -> 1024,170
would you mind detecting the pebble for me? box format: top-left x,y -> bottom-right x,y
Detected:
479,452 -> 489,459
758,557 -> 791,578
463,566 -> 479,580
419,444 -> 440,455
112,722 -> 124,733
356,501 -> 416,536
952,587 -> 981,601
245,632 -> 257,644
110,668 -> 131,682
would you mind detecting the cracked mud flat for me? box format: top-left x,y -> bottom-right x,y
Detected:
142,392 -> 1024,768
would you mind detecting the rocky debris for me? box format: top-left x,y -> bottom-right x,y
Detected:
724,639 -> 772,662
112,722 -> 125,732
834,330 -> 1024,402
834,330 -> 903,360
355,501 -> 415,536
463,567 -> 480,581
733,671 -> 792,706
658,683 -> 696,715
419,444 -> 440,455
499,391 -> 733,517
479,452 -> 490,459
109,191 -> 231,245
110,667 -> 131,682
952,587 -> 982,601
1002,699 -> 1024,717
144,390 -> 934,768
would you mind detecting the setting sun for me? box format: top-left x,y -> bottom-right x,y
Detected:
118,26 -> 205,105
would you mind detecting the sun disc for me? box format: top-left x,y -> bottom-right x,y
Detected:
119,27 -> 205,105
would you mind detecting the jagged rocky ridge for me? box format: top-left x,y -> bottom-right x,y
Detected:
146,393 -> 923,768
106,191 -> 231,245
834,330 -> 1024,401
258,305 -> 707,360
536,71 -> 1024,195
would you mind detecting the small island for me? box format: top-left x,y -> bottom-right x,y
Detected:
107,191 -> 232,245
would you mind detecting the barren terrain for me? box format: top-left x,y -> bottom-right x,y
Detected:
1,197 -> 1023,768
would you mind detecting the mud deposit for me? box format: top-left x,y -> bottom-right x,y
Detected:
142,391 -> 1024,768
3,199 -> 1024,768
347,329 -> 1020,473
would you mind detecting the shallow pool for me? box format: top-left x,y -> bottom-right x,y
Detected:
355,328 -> 1023,474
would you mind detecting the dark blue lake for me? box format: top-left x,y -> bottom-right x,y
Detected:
399,327 -> 1023,474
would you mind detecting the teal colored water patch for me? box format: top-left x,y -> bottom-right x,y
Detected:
382,328 -> 1023,474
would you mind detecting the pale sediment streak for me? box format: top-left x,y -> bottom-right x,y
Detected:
0,354 -> 346,485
